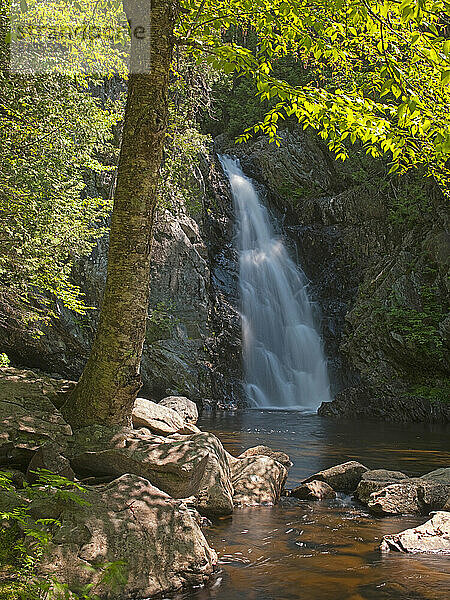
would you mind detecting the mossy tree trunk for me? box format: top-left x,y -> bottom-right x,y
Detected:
62,0 -> 177,428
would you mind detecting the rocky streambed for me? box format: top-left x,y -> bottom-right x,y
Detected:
1,367 -> 449,600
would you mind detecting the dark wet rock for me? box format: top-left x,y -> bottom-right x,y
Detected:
291,480 -> 336,501
0,367 -> 72,470
159,395 -> 199,425
302,461 -> 368,493
68,426 -> 234,516
355,469 -> 407,504
368,478 -> 450,515
132,397 -> 185,435
319,385 -> 450,424
34,474 -> 217,598
231,455 -> 288,507
238,445 -> 292,468
380,511 -> 450,553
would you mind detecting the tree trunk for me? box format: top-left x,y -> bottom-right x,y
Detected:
62,0 -> 176,428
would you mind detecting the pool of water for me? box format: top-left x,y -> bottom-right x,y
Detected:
172,410 -> 450,600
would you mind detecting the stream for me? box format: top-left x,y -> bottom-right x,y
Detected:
172,410 -> 450,600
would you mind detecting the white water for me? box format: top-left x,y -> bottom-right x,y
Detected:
220,156 -> 331,411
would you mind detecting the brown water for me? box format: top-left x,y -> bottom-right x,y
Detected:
172,410 -> 450,600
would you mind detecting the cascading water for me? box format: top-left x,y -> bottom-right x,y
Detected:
220,155 -> 331,411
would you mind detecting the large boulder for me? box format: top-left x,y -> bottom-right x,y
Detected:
34,474 -> 217,598
68,426 -> 234,516
368,478 -> 450,515
159,396 -> 198,425
354,469 -> 407,505
302,461 -> 368,493
231,456 -> 287,507
132,397 -> 185,435
0,368 -> 72,469
238,445 -> 292,468
291,480 -> 336,501
380,511 -> 450,553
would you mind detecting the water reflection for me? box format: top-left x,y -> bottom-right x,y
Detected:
170,411 -> 450,600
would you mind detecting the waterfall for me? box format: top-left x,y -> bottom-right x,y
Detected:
220,156 -> 331,411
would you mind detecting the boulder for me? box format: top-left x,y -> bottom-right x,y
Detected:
34,474 -> 217,598
355,469 -> 407,504
68,426 -> 234,516
231,456 -> 287,507
368,478 -> 450,515
238,445 -> 292,468
302,461 -> 368,493
0,368 -> 72,469
132,397 -> 185,435
291,480 -> 336,501
380,511 -> 450,553
26,445 -> 75,483
159,396 -> 199,425
178,423 -> 202,435
421,467 -> 450,484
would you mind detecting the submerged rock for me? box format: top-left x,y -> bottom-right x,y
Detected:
380,511 -> 450,553
238,445 -> 292,468
302,461 -> 368,493
355,469 -> 408,505
68,426 -> 234,516
291,480 -> 336,501
35,474 -> 217,598
368,479 -> 450,515
231,455 -> 287,507
159,395 -> 199,425
132,397 -> 185,435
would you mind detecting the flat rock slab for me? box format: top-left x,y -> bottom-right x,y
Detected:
238,445 -> 292,468
302,461 -> 368,493
355,469 -> 407,505
232,456 -> 287,507
292,480 -> 336,501
380,511 -> 450,553
368,479 -> 450,515
159,396 -> 198,425
35,474 -> 217,598
132,397 -> 184,435
68,426 -> 234,516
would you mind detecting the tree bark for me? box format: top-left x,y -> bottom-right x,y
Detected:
62,0 -> 177,428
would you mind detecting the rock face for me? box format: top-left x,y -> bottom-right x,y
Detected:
238,445 -> 292,468
159,395 -> 199,425
291,480 -> 336,501
35,474 -> 218,598
68,426 -> 234,516
231,456 -> 288,507
227,128 -> 449,419
132,397 -> 185,435
302,461 -> 368,493
367,479 -> 450,515
380,511 -> 450,554
354,469 -> 407,504
0,151 -> 242,408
